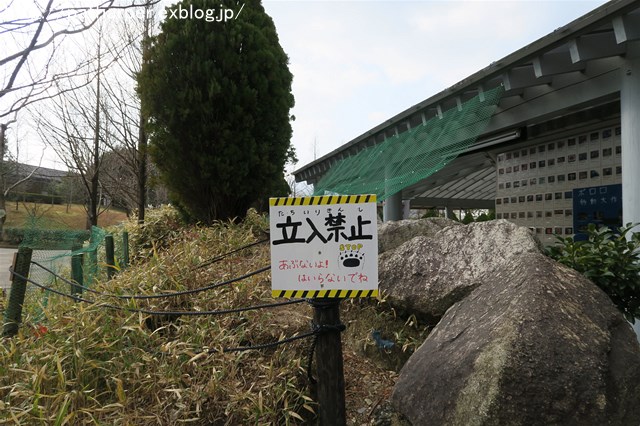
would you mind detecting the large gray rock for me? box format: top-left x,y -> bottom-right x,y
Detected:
391,252 -> 640,425
379,220 -> 541,321
378,217 -> 461,255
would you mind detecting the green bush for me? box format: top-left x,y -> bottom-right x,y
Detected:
120,205 -> 185,264
546,223 -> 640,322
3,227 -> 91,248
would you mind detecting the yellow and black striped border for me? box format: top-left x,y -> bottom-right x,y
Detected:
269,194 -> 376,207
272,289 -> 378,298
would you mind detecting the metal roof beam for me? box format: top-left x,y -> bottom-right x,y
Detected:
410,197 -> 494,209
502,65 -> 551,92
569,31 -> 626,63
613,14 -> 640,43
428,169 -> 493,197
533,51 -> 586,77
483,56 -> 622,135
456,96 -> 463,112
419,165 -> 492,195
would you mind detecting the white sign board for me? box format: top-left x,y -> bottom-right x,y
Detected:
269,195 -> 378,298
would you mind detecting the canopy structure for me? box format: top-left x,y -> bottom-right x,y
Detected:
313,87 -> 503,201
294,0 -> 640,224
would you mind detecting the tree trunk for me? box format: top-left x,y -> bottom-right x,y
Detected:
0,124 -> 7,240
137,111 -> 147,224
88,45 -> 101,229
137,11 -> 151,224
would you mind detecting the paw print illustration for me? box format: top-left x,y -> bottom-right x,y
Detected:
339,243 -> 365,268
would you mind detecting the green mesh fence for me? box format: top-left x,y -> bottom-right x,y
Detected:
16,219 -> 107,324
313,86 -> 504,200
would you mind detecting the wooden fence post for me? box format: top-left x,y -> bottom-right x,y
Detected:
3,247 -> 33,337
71,243 -> 84,295
122,231 -> 129,269
105,235 -> 115,279
312,298 -> 346,426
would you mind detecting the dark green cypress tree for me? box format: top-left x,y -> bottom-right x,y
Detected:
137,0 -> 295,223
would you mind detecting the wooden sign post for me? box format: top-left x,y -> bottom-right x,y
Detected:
269,194 -> 378,425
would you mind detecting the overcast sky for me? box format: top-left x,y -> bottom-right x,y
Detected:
8,0 -> 609,172
261,0 -> 608,176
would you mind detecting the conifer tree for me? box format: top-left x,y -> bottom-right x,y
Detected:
137,0 -> 295,222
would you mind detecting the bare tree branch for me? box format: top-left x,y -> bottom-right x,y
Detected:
1,0 -> 159,121
1,0 -> 55,98
3,151 -> 45,197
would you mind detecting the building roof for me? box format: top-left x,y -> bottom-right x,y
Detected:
12,163 -> 69,181
293,0 -> 640,208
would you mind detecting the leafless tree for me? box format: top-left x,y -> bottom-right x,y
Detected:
1,0 -> 158,121
96,2 -> 158,221
1,0 -> 158,230
0,119 -> 43,237
36,25 -> 111,229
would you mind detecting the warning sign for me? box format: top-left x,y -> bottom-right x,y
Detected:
269,195 -> 378,298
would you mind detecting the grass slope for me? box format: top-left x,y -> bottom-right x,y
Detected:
0,207 -> 426,425
3,203 -> 128,231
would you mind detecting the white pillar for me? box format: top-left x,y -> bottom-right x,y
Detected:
403,200 -> 411,219
621,41 -> 640,340
621,41 -> 640,235
383,191 -> 403,222
445,205 -> 455,220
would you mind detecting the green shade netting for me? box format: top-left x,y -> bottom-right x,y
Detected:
313,86 -> 504,200
14,217 -> 108,323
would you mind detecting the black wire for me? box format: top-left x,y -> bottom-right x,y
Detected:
218,321 -> 347,356
30,261 -> 104,296
192,238 -> 269,271
9,267 -> 304,316
30,260 -> 271,300
13,266 -> 344,376
306,334 -> 319,384
219,330 -> 316,353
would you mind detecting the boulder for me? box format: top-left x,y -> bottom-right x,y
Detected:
391,252 -> 640,425
378,217 -> 460,255
378,220 -> 541,321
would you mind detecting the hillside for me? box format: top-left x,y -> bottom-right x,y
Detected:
0,206 -> 425,424
2,203 -> 128,231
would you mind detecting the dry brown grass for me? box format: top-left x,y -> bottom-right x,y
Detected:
3,202 -> 127,232
0,207 -> 425,425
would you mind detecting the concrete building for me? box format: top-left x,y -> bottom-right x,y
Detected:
293,0 -> 640,246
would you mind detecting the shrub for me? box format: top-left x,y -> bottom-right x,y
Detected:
546,223 -> 640,322
120,205 -> 185,263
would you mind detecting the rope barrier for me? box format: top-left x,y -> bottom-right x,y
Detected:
30,260 -> 271,300
305,322 -> 346,384
220,330 -> 317,353
10,259 -> 348,389
192,238 -> 269,271
213,322 -> 345,358
306,333 -> 319,384
9,267 -> 303,316
15,241 -> 348,381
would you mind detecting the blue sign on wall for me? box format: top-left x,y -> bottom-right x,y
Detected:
573,183 -> 622,241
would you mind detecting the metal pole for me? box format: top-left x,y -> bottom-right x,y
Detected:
312,298 -> 346,426
3,247 -> 33,337
383,191 -> 403,222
